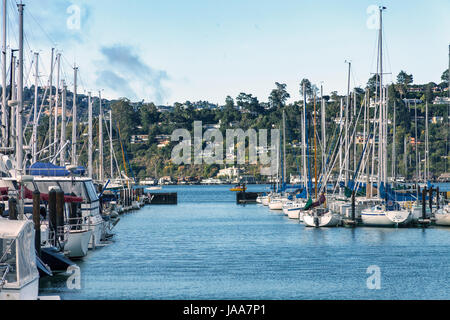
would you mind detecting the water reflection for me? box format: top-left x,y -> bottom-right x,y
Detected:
39,185 -> 450,300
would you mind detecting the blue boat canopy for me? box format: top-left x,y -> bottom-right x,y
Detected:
27,162 -> 86,177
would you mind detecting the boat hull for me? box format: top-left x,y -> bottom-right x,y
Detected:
303,212 -> 340,227
269,201 -> 283,210
361,210 -> 411,227
65,229 -> 93,258
435,213 -> 450,226
287,209 -> 301,220
0,277 -> 39,301
89,220 -> 105,249
40,247 -> 75,272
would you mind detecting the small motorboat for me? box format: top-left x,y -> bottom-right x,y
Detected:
230,184 -> 247,192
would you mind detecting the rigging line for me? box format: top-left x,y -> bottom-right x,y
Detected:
6,0 -> 19,50
23,6 -> 58,47
6,2 -> 34,91
330,96 -> 367,195
369,26 -> 380,80
103,113 -> 121,179
61,54 -> 78,85
382,27 -> 394,84
319,110 -> 345,194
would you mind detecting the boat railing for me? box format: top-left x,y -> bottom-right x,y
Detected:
0,263 -> 11,289
65,216 -> 92,231
45,226 -> 69,249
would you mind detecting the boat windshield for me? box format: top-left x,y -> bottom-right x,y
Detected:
84,182 -> 99,202
32,181 -> 61,194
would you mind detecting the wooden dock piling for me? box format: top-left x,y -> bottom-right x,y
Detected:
48,189 -> 57,239
8,198 -> 17,220
56,189 -> 65,239
33,190 -> 41,258
418,188 -> 431,227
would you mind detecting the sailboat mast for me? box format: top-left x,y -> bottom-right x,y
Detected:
88,92 -> 93,178
71,65 -> 78,166
9,53 -> 15,150
32,52 -> 39,163
283,111 -> 286,185
60,81 -> 67,166
313,93 -> 318,200
383,86 -> 388,186
339,98 -> 343,189
49,48 -> 54,156
302,83 -> 308,198
110,109 -> 114,179
99,91 -> 104,182
425,101 -> 429,182
276,128 -> 280,191
1,0 -> 6,147
364,90 -> 370,198
54,53 -> 61,162
321,85 -> 326,178
392,100 -> 396,182
345,61 -> 351,185
353,90 -> 357,174
414,100 -> 419,198
16,3 -> 24,173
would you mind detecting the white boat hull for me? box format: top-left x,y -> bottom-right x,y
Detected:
89,219 -> 105,249
0,277 -> 39,301
287,209 -> 301,220
65,229 -> 93,258
132,201 -> 140,210
361,209 -> 411,227
303,212 -> 340,227
435,213 -> 450,226
269,201 -> 283,210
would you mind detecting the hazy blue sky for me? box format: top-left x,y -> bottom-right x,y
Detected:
10,0 -> 450,104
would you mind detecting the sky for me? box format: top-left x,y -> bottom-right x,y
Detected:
8,0 -> 450,105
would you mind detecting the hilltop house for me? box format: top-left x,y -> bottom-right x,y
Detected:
131,135 -> 149,144
155,134 -> 172,149
218,167 -> 241,179
433,96 -> 450,105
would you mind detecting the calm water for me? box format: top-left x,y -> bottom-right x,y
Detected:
39,185 -> 450,300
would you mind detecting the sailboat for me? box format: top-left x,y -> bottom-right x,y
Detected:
302,93 -> 340,227
360,7 -> 412,227
435,204 -> 450,226
268,111 -> 288,211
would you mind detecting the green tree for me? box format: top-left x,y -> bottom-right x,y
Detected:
442,69 -> 449,83
111,98 -> 140,142
140,102 -> 159,131
225,96 -> 235,109
237,92 -> 263,114
299,79 -> 312,99
396,71 -> 413,98
268,82 -> 290,110
366,74 -> 380,94
397,70 -> 413,85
